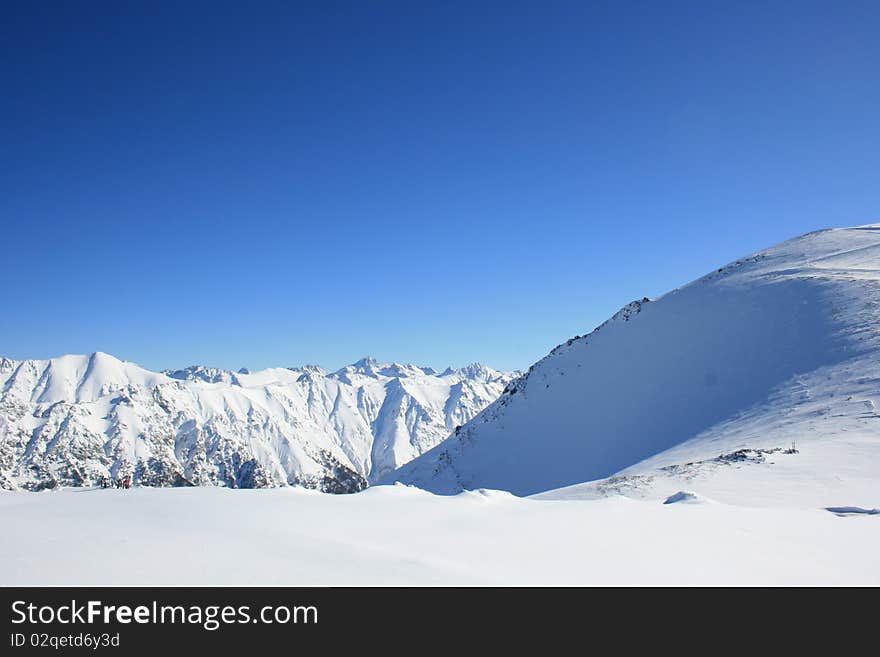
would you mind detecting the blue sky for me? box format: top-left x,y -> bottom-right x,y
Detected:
3,1 -> 880,372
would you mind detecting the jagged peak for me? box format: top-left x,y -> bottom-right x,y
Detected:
289,364 -> 326,375
459,362 -> 493,377
328,357 -> 379,383
378,363 -> 431,378
440,362 -> 507,383
163,364 -> 240,385
337,356 -> 379,375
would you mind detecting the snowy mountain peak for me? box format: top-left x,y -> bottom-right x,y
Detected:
381,363 -> 443,378
293,364 -> 326,375
388,224 -> 880,500
447,362 -> 506,383
332,356 -> 382,380
163,365 -> 241,385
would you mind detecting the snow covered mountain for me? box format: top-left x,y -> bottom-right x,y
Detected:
388,224 -> 880,500
0,354 -> 514,492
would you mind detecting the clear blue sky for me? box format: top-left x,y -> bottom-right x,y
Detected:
3,1 -> 879,372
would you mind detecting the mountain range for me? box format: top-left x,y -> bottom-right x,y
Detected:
0,354 -> 514,492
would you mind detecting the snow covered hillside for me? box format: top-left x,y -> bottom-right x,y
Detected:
389,224 -> 880,499
0,354 -> 513,492
2,486 -> 876,585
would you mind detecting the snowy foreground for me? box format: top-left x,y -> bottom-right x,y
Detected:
2,485 -> 878,586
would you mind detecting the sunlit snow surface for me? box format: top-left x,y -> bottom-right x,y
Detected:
1,485 -> 877,586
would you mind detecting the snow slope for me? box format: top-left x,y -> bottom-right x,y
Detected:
388,225 -> 880,499
0,354 -> 513,492
1,486 -> 876,586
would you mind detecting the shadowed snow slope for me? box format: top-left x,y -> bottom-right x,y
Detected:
388,225 -> 880,497
0,353 -> 513,492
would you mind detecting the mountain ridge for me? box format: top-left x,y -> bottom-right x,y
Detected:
387,224 -> 880,499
